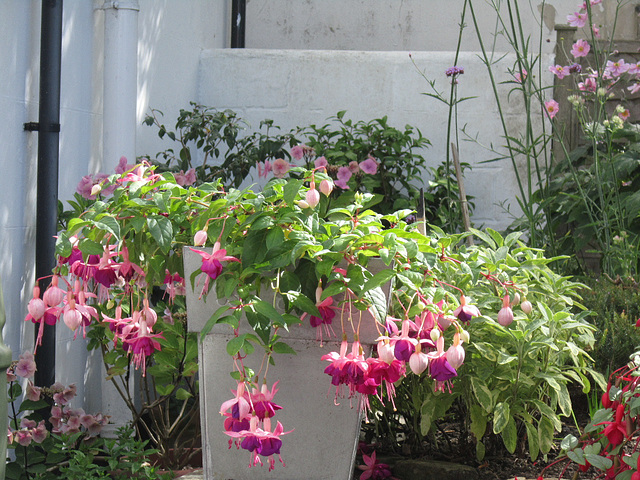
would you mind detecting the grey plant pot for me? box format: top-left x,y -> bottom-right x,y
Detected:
183,248 -> 387,480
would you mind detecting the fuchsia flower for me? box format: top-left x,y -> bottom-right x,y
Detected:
302,285 -> 338,343
358,450 -> 398,480
26,286 -> 45,322
428,336 -> 458,392
453,295 -> 480,324
599,404 -> 627,447
250,381 -> 283,420
190,242 -> 240,295
225,416 -> 292,471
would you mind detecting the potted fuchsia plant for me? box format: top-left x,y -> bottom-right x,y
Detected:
23,146 -> 600,478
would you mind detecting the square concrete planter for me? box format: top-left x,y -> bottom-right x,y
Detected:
184,248 -> 387,480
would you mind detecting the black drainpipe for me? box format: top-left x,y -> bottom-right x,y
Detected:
33,0 -> 63,388
231,0 -> 246,48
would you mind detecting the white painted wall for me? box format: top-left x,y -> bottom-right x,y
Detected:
245,0 -> 580,53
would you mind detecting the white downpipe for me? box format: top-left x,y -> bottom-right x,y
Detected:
101,0 -> 139,170
98,0 -> 139,436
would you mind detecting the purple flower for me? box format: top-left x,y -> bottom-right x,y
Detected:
429,354 -> 457,382
445,66 -> 464,77
359,156 -> 378,175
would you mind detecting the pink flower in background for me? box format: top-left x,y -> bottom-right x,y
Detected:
549,64 -> 569,79
619,109 -> 631,121
592,24 -> 601,38
571,39 -> 590,57
25,382 -> 41,402
629,83 -> 640,94
335,166 -> 352,189
271,158 -> 290,178
544,99 -> 560,119
190,242 -> 240,281
15,351 -> 36,378
606,59 -> 630,77
290,145 -> 306,160
359,156 -> 378,175
514,69 -> 527,83
578,76 -> 597,92
567,11 -> 587,28
174,168 -> 197,186
348,161 -> 361,174
258,160 -> 272,178
314,156 -> 328,169
115,156 -> 135,174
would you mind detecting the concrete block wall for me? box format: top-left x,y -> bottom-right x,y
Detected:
197,48 -> 554,231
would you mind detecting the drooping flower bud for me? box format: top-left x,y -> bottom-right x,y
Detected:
319,179 -> 334,196
43,275 -> 65,307
521,299 -> 533,315
306,182 -> 320,208
27,286 -> 45,321
409,345 -> 429,375
497,295 -> 514,327
194,229 -> 208,246
510,292 -> 521,307
430,328 -> 441,343
446,333 -> 465,369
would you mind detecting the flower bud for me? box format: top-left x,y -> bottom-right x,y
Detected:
319,179 -> 334,196
460,329 -> 470,344
90,184 -> 102,197
497,296 -> 514,327
306,188 -> 320,208
194,229 -> 208,246
521,299 -> 533,315
297,200 -> 310,209
409,350 -> 429,375
510,292 -> 520,307
430,328 -> 441,343
27,286 -> 45,321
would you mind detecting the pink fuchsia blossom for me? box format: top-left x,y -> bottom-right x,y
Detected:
359,156 -> 378,175
428,336 -> 458,391
571,39 -> 590,57
549,64 -> 569,80
43,275 -> 65,307
193,229 -> 208,247
567,11 -> 587,28
301,285 -> 338,344
271,158 -> 290,178
190,242 -> 240,281
225,417 -> 292,471
220,381 -> 251,422
305,185 -> 320,208
544,99 -> 560,119
358,450 -> 398,480
27,286 -> 45,321
453,295 -> 481,324
445,332 -> 465,370
250,381 -> 283,420
15,351 -> 36,378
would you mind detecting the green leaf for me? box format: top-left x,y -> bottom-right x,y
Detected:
501,416 -> 517,454
226,335 -> 246,356
175,388 -> 192,400
469,404 -> 487,440
493,402 -> 510,434
272,341 -> 297,355
93,214 -> 121,239
200,305 -> 232,338
525,421 -> 539,461
284,179 -> 304,206
78,238 -> 105,255
471,377 -> 494,413
538,415 -> 555,454
476,441 -> 486,461
363,268 -> 396,291
254,299 -> 286,326
147,215 -> 173,252
362,286 -> 387,323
